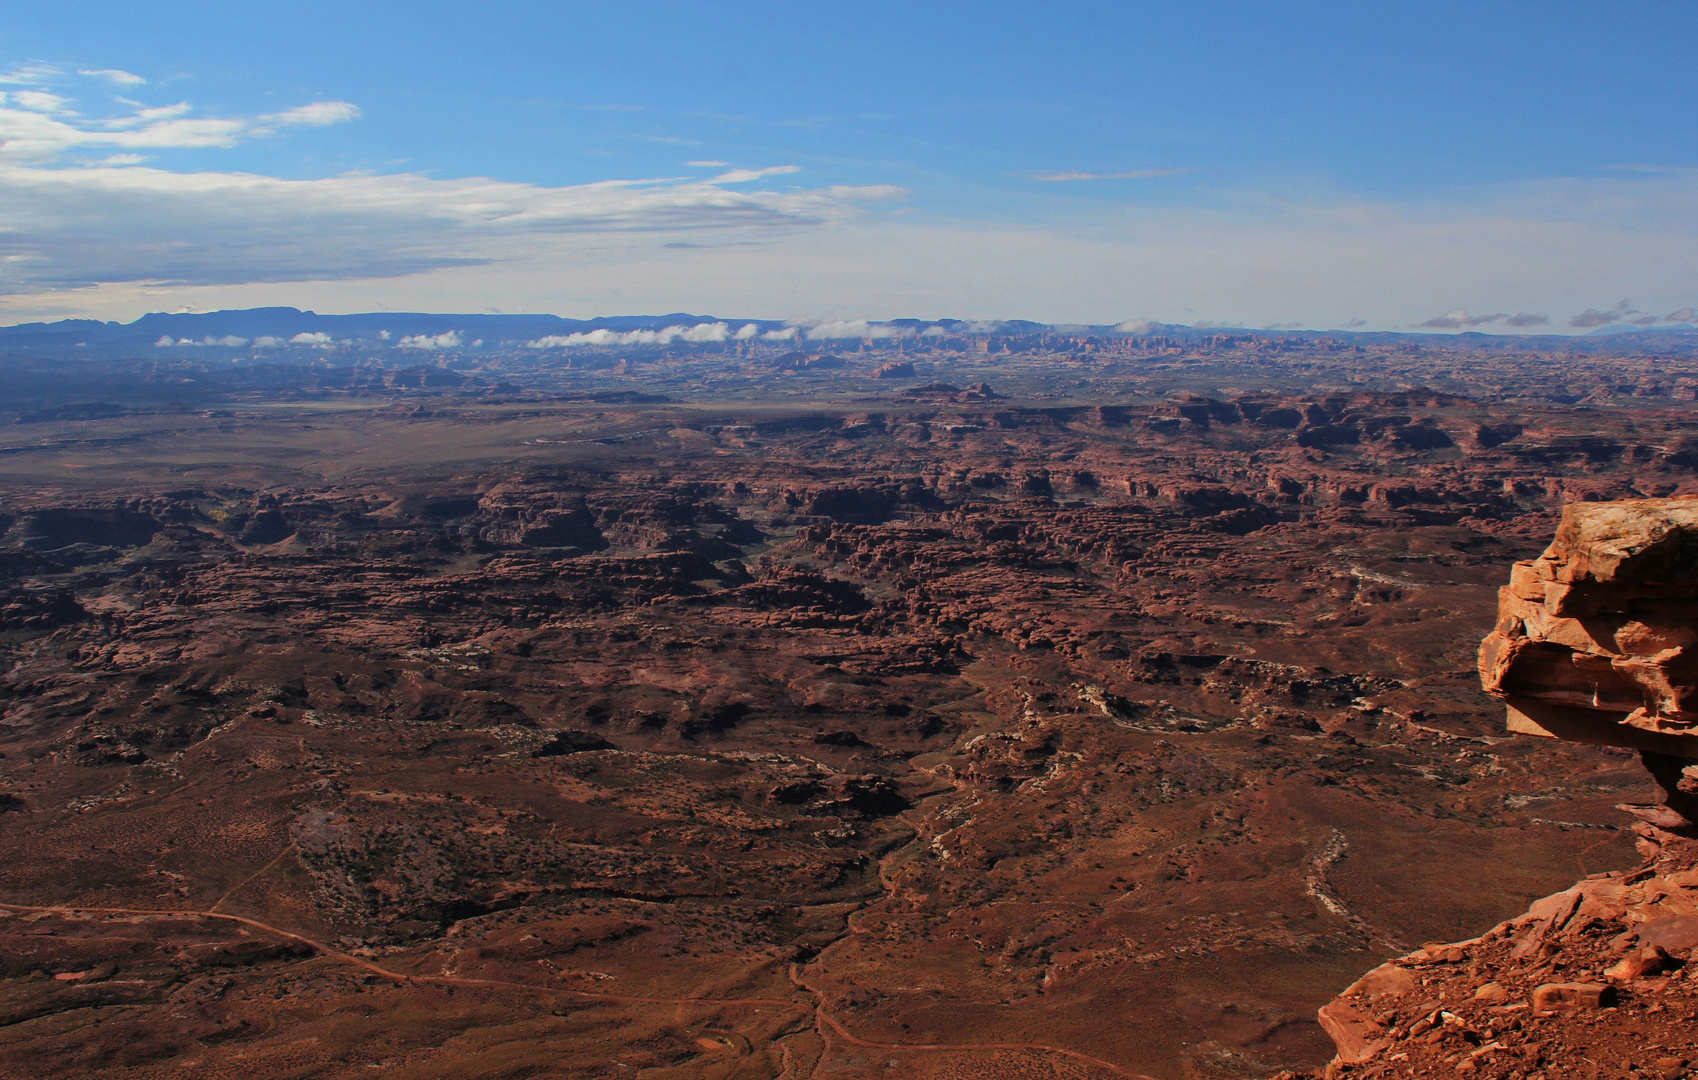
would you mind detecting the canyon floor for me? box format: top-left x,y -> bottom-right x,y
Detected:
1,343 -> 1693,1079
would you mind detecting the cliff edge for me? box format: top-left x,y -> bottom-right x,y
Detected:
1305,499 -> 1698,1080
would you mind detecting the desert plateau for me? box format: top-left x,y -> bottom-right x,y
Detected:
0,322 -> 1696,1078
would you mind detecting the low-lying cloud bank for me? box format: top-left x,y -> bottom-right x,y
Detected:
399,330 -> 464,350
84,306 -> 1698,357
523,318 -> 1044,349
1567,300 -> 1698,329
527,323 -> 736,348
522,318 -> 1062,348
1420,301 -> 1698,331
1418,310 -> 1550,329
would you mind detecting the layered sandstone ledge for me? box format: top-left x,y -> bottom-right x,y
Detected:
1480,498 -> 1698,830
1307,499 -> 1698,1079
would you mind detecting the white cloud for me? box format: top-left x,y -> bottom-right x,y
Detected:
263,101 -> 360,128
1032,169 -> 1192,182
0,93 -> 358,163
761,327 -> 799,341
10,91 -> 74,115
733,322 -> 760,339
289,331 -> 335,345
107,103 -> 193,126
78,69 -> 146,88
688,160 -> 729,167
1569,300 -> 1638,328
399,330 -> 462,349
711,165 -> 801,184
1113,319 -> 1153,334
155,334 -> 247,346
253,335 -> 283,347
1418,309 -> 1507,329
525,322 -> 729,348
0,63 -> 66,86
528,331 -> 603,347
679,322 -> 730,342
805,318 -> 905,340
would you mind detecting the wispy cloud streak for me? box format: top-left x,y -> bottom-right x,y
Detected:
1031,168 -> 1192,181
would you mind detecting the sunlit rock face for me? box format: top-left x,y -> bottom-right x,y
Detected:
1480,498 -> 1698,830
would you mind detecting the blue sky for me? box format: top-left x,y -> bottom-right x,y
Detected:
0,1 -> 1694,330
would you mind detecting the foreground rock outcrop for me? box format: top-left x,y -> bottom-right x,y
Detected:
1310,498 -> 1698,1078
1481,498 -> 1698,832
1308,847 -> 1698,1079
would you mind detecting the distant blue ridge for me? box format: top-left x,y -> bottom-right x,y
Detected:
0,308 -> 748,347
0,307 -> 1692,353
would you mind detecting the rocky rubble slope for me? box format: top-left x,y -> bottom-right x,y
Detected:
1306,847 -> 1698,1080
1308,497 -> 1698,1080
